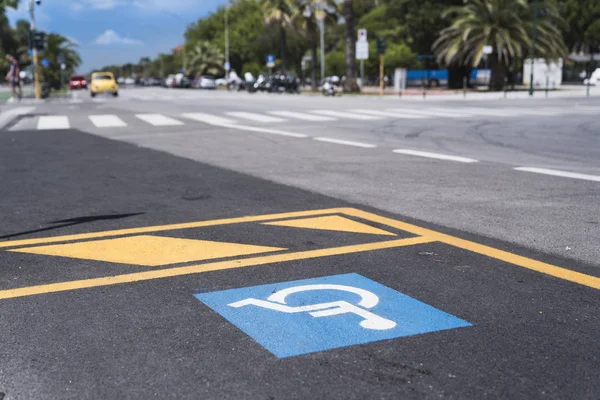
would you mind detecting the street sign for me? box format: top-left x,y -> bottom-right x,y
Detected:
195,273 -> 471,358
224,61 -> 231,71
41,58 -> 49,67
266,54 -> 275,68
358,29 -> 367,42
356,41 -> 369,60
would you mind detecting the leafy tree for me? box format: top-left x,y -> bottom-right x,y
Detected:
433,0 -> 567,90
186,41 -> 225,75
292,0 -> 337,88
39,34 -> 81,87
262,0 -> 295,71
560,0 -> 600,74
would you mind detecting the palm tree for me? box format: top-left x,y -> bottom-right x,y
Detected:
186,41 -> 225,76
262,0 -> 294,72
342,0 -> 360,92
433,0 -> 567,90
39,34 -> 81,87
292,0 -> 337,90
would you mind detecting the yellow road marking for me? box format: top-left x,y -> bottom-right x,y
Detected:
263,215 -> 396,236
0,208 -> 342,249
10,235 -> 287,267
0,236 -> 434,300
341,208 -> 600,290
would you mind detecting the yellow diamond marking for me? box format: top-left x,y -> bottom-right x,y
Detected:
10,235 -> 287,267
263,215 -> 396,236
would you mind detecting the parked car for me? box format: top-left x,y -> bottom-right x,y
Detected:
163,75 -> 176,88
69,75 -> 88,90
124,77 -> 135,85
194,75 -> 217,90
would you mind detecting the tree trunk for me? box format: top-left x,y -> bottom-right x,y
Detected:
342,0 -> 360,92
308,19 -> 318,91
489,55 -> 506,91
280,25 -> 287,73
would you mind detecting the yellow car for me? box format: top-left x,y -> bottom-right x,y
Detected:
90,72 -> 119,97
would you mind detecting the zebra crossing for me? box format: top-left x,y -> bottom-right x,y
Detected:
7,106 -> 599,132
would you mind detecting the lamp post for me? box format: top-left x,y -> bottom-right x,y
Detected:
529,0 -> 538,96
225,3 -> 230,79
315,2 -> 326,80
29,0 -> 40,99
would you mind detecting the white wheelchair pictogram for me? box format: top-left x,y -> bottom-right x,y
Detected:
228,284 -> 396,330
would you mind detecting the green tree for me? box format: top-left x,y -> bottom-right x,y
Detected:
433,0 -> 567,90
560,0 -> 600,74
262,0 -> 294,72
293,0 -> 337,89
186,41 -> 225,75
39,34 -> 81,87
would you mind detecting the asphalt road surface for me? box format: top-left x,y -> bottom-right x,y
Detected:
0,88 -> 598,399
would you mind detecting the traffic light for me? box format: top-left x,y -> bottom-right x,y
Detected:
376,37 -> 386,55
31,30 -> 46,51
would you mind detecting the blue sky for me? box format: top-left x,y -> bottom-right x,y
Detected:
7,0 -> 227,72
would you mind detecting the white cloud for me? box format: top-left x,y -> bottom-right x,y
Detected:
94,30 -> 143,46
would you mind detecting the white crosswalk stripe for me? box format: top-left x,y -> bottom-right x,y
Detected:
309,110 -> 383,120
351,109 -> 427,119
268,111 -> 337,121
37,116 -> 70,130
389,108 -> 471,118
226,112 -> 286,123
135,114 -> 184,126
181,113 -> 237,125
89,115 -> 127,128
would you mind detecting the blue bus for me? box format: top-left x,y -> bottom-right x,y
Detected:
406,69 -> 490,87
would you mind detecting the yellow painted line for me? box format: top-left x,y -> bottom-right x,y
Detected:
263,215 -> 396,236
0,208 -> 344,249
342,208 -> 600,290
10,235 -> 287,267
0,236 -> 434,300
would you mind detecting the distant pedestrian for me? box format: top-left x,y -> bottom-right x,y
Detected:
6,54 -> 22,101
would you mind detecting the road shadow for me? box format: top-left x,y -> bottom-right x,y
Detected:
0,213 -> 145,240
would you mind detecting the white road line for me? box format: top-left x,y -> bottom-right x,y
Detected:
351,109 -> 426,119
135,114 -> 184,126
181,113 -> 237,125
219,124 -> 308,138
314,137 -> 377,148
310,110 -> 383,120
389,108 -> 471,118
514,167 -> 600,182
226,112 -> 286,123
37,116 -> 70,130
393,149 -> 478,163
268,111 -> 337,121
0,106 -> 36,129
448,108 -> 515,117
505,108 -> 563,116
89,115 -> 127,128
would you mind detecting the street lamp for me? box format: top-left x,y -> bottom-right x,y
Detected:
224,3 -> 230,79
315,2 -> 326,80
529,0 -> 538,96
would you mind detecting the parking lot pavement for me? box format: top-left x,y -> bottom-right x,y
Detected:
0,128 -> 598,399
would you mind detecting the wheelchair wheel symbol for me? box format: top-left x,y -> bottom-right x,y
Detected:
228,284 -> 396,330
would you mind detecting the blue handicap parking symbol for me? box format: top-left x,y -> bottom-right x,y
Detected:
195,273 -> 471,358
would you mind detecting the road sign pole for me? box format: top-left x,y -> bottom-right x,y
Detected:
360,59 -> 364,86
379,55 -> 384,96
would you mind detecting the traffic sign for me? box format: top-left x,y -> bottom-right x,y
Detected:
266,54 -> 275,68
195,273 -> 471,358
358,29 -> 367,42
224,61 -> 231,71
41,58 -> 49,67
60,63 -> 66,70
356,41 -> 369,60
